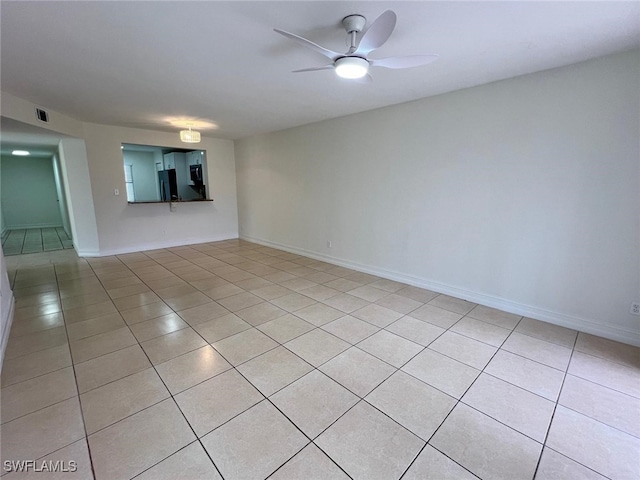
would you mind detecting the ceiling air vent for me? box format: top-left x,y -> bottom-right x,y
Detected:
35,107 -> 49,123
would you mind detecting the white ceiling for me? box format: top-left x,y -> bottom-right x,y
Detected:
1,1 -> 639,140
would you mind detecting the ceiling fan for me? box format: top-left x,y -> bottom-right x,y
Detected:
274,10 -> 438,80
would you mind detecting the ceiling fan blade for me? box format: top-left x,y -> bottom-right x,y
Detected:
274,29 -> 339,60
354,10 -> 396,56
292,65 -> 334,73
371,54 -> 439,69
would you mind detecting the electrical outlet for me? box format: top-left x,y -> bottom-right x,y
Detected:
327,240 -> 332,248
631,302 -> 640,316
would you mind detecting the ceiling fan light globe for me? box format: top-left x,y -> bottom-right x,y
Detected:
335,57 -> 369,79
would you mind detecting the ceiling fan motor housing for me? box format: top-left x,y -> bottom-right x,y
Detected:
342,14 -> 366,34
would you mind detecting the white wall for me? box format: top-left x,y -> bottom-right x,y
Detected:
0,244 -> 15,372
58,138 -> 101,256
82,123 -> 238,255
235,50 -> 640,346
0,159 -> 3,235
52,154 -> 72,236
1,92 -> 239,256
0,167 -> 5,236
1,92 -> 85,138
0,92 -> 100,255
1,155 -> 63,228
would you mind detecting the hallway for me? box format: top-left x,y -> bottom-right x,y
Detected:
1,228 -> 73,256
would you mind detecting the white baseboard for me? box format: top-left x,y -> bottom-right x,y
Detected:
78,233 -> 239,257
241,234 -> 640,347
0,294 -> 15,374
74,249 -> 101,258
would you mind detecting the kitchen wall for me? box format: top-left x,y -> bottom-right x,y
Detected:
82,123 -> 238,255
1,155 -> 63,229
235,50 -> 640,345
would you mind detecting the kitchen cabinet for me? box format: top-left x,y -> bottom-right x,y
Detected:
186,151 -> 202,166
163,152 -> 185,170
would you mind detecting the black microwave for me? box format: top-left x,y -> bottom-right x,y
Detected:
189,164 -> 203,185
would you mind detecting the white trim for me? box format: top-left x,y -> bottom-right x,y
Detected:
241,234 -> 640,347
78,233 -> 239,257
75,249 -> 102,258
0,294 -> 15,374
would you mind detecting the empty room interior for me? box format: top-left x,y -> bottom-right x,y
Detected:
0,2 -> 638,480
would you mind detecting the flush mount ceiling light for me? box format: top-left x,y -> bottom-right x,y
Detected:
12,150 -> 30,156
334,56 -> 369,79
179,124 -> 201,143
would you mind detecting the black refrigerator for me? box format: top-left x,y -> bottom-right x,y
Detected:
158,169 -> 178,201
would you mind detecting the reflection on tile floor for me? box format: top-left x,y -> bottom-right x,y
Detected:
1,240 -> 639,479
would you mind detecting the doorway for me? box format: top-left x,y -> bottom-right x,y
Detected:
1,143 -> 73,256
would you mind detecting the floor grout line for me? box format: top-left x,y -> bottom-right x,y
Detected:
2,240 -> 638,480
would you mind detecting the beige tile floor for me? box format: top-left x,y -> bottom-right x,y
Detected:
1,240 -> 639,480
